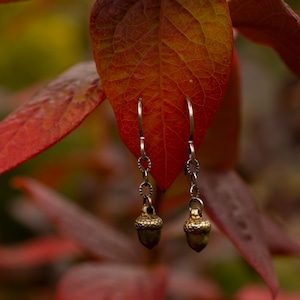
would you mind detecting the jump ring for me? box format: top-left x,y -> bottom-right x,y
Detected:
143,195 -> 153,207
190,183 -> 200,198
139,181 -> 153,198
188,197 -> 204,212
186,158 -> 200,175
138,156 -> 151,173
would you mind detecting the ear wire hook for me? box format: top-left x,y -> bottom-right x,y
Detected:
186,97 -> 195,161
138,98 -> 143,137
186,97 -> 194,141
138,98 -> 146,158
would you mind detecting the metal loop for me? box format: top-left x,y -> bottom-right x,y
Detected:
138,156 -> 151,173
143,170 -> 149,182
190,183 -> 200,198
188,197 -> 203,212
143,195 -> 153,207
186,157 -> 200,176
141,196 -> 156,215
189,172 -> 197,185
139,181 -> 153,198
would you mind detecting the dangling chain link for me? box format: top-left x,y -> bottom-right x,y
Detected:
185,98 -> 203,213
138,154 -> 153,202
137,98 -> 153,204
186,141 -> 200,197
186,140 -> 204,211
135,98 -> 163,249
183,98 -> 210,252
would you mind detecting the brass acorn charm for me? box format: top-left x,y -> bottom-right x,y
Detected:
135,204 -> 163,249
184,206 -> 211,252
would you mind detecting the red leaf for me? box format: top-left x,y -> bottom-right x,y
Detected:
200,170 -> 278,298
198,49 -> 241,169
0,62 -> 105,175
13,177 -> 139,264
56,263 -> 167,300
229,0 -> 300,77
90,0 -> 233,190
260,213 -> 300,256
0,236 -> 80,269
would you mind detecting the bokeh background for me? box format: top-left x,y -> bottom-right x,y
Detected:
0,0 -> 300,299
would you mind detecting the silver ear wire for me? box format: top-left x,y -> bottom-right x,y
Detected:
138,98 -> 143,137
135,98 -> 163,249
184,97 -> 211,252
138,98 -> 146,158
186,97 -> 194,142
186,98 -> 196,161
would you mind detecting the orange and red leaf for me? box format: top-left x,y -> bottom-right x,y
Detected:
229,0 -> 300,77
90,0 -> 233,190
198,49 -> 241,169
0,62 -> 105,175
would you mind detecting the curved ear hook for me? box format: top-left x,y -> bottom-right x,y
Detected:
186,97 -> 195,160
186,97 -> 194,142
138,98 -> 146,158
138,97 -> 144,138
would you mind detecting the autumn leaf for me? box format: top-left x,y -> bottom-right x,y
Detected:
229,0 -> 300,77
200,170 -> 278,299
159,51 -> 242,209
260,213 -> 300,256
198,49 -> 240,169
0,62 -> 105,175
13,177 -> 139,264
90,0 -> 233,190
56,263 -> 167,300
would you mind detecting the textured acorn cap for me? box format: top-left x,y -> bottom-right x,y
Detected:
184,218 -> 211,233
184,208 -> 211,252
135,213 -> 163,230
135,213 -> 163,249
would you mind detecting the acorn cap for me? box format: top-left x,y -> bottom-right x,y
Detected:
184,208 -> 211,252
135,206 -> 163,249
135,213 -> 163,230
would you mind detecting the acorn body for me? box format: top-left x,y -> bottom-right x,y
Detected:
135,205 -> 163,249
184,207 -> 211,252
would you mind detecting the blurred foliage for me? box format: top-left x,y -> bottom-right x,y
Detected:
286,0 -> 300,9
211,258 -> 262,296
0,0 -> 95,91
0,1 -> 300,300
0,0 -> 98,245
274,257 -> 300,291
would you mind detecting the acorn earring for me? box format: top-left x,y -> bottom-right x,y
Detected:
135,98 -> 163,249
183,98 -> 211,252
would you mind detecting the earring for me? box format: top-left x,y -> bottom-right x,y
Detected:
183,98 -> 211,252
135,98 -> 163,249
